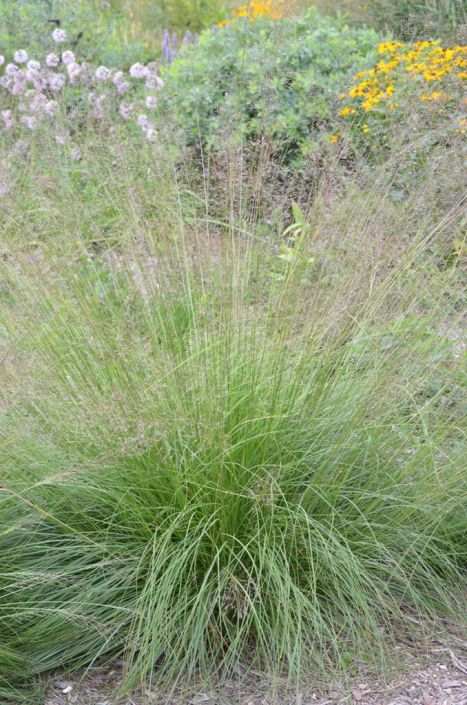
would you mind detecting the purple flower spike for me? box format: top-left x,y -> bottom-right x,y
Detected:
162,28 -> 172,64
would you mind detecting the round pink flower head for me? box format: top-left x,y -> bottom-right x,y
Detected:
52,28 -> 67,43
145,95 -> 157,109
5,63 -> 19,76
67,62 -> 81,81
14,49 -> 28,64
26,59 -> 40,72
1,109 -> 15,130
20,115 -> 36,129
61,50 -> 75,65
30,92 -> 47,113
29,73 -> 46,90
116,80 -> 130,95
145,73 -> 164,91
10,75 -> 27,96
93,93 -> 107,119
119,102 -> 133,120
45,100 -> 58,116
129,63 -> 147,79
95,66 -> 110,81
45,53 -> 59,68
145,127 -> 157,142
49,73 -> 66,92
137,114 -> 149,128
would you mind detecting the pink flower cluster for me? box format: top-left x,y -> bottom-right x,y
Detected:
0,29 -> 165,148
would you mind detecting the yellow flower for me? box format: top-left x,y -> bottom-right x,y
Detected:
362,123 -> 369,133
420,91 -> 448,102
236,0 -> 284,20
348,79 -> 372,98
377,58 -> 400,73
345,40 -> 466,121
413,40 -> 439,51
330,132 -> 340,144
339,106 -> 354,117
423,69 -> 443,81
221,0 -> 284,25
378,41 -> 404,54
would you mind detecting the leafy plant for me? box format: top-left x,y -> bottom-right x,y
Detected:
366,0 -> 467,41
333,38 -> 466,221
160,8 -> 380,163
0,0 -> 149,67
338,39 -> 466,144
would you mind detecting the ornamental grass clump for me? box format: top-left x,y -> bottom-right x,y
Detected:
0,127 -> 465,701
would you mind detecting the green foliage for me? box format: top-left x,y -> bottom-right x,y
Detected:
160,9 -> 380,163
0,0 -> 149,67
302,0 -> 466,41
0,133 -> 180,250
366,0 -> 467,41
122,0 -> 228,36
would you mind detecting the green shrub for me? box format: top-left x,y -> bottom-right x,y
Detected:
160,8 -> 380,163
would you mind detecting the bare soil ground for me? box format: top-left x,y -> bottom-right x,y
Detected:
43,633 -> 467,705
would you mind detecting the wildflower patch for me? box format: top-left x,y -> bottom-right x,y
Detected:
0,30 -> 164,149
339,40 -> 466,140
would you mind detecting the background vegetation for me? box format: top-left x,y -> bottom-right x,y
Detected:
0,0 -> 465,703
